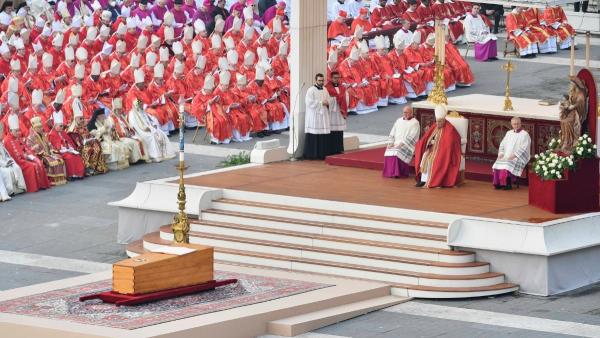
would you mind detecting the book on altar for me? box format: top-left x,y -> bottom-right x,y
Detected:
112,243 -> 214,295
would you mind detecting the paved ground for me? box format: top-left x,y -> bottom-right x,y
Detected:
1,38 -> 600,337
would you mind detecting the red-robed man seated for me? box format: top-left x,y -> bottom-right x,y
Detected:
414,104 -> 461,188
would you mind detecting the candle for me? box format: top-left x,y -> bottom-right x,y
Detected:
569,37 -> 575,76
178,103 -> 185,157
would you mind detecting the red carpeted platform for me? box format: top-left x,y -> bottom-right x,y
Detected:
325,147 -> 521,183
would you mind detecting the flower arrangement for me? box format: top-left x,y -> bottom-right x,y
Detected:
533,134 -> 597,180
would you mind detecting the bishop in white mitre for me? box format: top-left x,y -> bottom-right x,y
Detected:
463,3 -> 498,61
492,117 -> 531,190
128,97 -> 175,163
0,122 -> 26,201
383,106 -> 420,178
303,73 -> 333,160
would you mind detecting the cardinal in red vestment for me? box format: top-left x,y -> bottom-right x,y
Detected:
414,105 -> 461,188
3,114 -> 50,192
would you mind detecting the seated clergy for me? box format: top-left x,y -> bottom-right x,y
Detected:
26,117 -> 68,186
463,3 -> 497,61
492,117 -> 531,190
383,106 -> 420,178
414,104 -> 462,188
87,108 -> 130,171
3,114 -> 51,193
47,111 -> 86,180
128,98 -> 175,163
108,98 -> 148,164
67,101 -> 109,176
0,122 -> 26,200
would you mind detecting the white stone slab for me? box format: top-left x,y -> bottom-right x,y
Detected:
412,94 -> 560,121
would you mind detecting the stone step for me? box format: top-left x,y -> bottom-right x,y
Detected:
160,225 -> 488,275
212,198 -> 448,235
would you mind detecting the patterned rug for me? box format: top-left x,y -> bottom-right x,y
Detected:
0,270 -> 331,330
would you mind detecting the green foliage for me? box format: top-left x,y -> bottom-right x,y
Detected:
219,151 -> 251,168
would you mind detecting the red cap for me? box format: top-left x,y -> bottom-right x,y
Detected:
338,10 -> 347,18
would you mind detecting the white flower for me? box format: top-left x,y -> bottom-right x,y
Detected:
543,165 -> 548,170
579,136 -> 584,141
557,139 -> 561,143
558,163 -> 562,169
583,140 -> 588,145
588,149 -> 592,153
551,169 -> 556,174
557,173 -> 562,179
594,145 -> 597,149
535,154 -> 539,159
588,137 -> 592,142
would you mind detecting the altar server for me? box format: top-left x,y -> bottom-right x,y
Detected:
463,4 -> 497,61
383,106 -> 420,179
303,73 -> 333,160
325,71 -> 348,155
414,104 -> 461,188
492,117 -> 531,190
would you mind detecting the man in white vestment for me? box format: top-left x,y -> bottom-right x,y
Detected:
303,73 -> 333,160
128,97 -> 175,163
394,20 -> 414,47
383,106 -> 420,178
492,117 -> 531,190
347,0 -> 367,18
326,71 -> 347,155
329,0 -> 351,21
463,4 -> 498,62
0,122 -> 26,201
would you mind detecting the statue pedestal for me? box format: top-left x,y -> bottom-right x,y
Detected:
528,158 -> 600,213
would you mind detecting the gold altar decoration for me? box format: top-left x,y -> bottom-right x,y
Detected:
502,59 -> 514,111
172,108 -> 190,244
428,20 -> 447,105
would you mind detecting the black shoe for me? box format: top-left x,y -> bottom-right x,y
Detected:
272,130 -> 282,134
415,181 -> 426,187
256,132 -> 265,138
494,185 -> 502,190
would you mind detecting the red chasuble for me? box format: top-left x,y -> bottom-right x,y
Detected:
414,121 -> 461,188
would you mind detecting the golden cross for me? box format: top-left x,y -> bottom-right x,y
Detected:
502,59 -> 514,111
502,60 -> 514,74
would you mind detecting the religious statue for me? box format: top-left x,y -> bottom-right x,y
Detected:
568,76 -> 588,134
558,94 -> 581,154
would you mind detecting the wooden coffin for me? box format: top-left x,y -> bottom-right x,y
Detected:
112,244 -> 214,295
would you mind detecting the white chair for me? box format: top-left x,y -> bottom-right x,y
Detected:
446,112 -> 469,184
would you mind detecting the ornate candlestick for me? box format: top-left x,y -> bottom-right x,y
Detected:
171,103 -> 190,244
428,20 -> 447,105
502,59 -> 514,111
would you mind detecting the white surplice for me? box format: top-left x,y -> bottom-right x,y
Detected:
384,117 -> 421,164
492,129 -> 531,176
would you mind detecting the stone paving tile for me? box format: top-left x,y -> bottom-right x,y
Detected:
0,262 -> 84,292
316,311 -> 581,338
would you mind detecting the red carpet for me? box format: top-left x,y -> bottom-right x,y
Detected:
325,147 -> 523,183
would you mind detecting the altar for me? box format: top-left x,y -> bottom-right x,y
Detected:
412,94 -> 561,161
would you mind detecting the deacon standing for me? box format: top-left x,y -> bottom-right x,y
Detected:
414,104 -> 461,188
383,106 -> 420,178
325,71 -> 348,155
303,73 -> 332,160
492,117 -> 531,190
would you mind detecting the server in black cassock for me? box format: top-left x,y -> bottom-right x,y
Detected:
303,73 -> 334,160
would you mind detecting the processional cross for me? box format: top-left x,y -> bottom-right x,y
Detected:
502,59 -> 514,111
